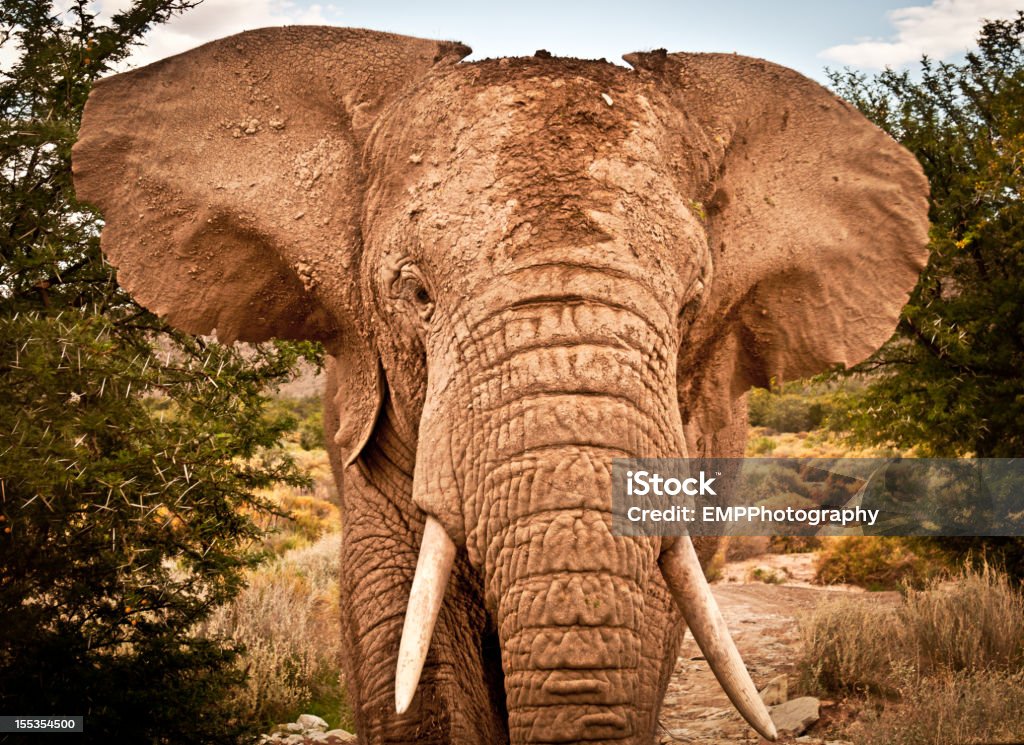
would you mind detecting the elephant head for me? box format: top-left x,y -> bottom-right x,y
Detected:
73,28 -> 929,745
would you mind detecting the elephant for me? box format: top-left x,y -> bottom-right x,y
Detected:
72,27 -> 930,745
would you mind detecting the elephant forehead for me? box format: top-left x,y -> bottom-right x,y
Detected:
369,60 -> 677,198
367,61 -> 701,249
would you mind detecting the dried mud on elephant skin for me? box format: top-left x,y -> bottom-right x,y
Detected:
73,25 -> 929,745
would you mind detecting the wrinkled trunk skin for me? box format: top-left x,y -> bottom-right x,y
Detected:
443,293 -> 689,744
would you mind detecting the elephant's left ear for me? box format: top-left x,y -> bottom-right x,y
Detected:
72,27 -> 470,344
630,52 -> 930,398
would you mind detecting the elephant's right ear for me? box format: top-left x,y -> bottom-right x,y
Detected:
73,27 -> 470,464
629,52 -> 929,425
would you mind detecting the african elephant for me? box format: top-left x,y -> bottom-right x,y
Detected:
72,27 -> 929,745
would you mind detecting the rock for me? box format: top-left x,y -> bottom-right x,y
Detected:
284,723 -> 303,733
297,714 -> 329,732
323,729 -> 358,744
771,696 -> 820,736
759,674 -> 788,706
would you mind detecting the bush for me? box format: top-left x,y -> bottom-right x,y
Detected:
257,493 -> 341,555
202,533 -> 352,731
768,535 -> 822,554
906,537 -> 1024,585
748,386 -> 833,433
0,5 -> 321,740
263,395 -> 326,451
749,567 -> 787,584
800,595 -> 901,695
748,435 -> 777,455
900,563 -> 1024,676
815,537 -> 935,590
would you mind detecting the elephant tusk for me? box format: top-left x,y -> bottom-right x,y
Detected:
659,536 -> 778,741
395,515 -> 456,715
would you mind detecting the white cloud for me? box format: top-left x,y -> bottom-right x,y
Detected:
820,0 -> 1021,69
108,0 -> 342,70
0,0 -> 342,77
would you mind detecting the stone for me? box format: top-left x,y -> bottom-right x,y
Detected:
771,696 -> 820,736
759,674 -> 788,706
284,723 -> 303,733
297,714 -> 329,732
324,729 -> 359,744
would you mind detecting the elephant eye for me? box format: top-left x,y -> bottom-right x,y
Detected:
394,263 -> 434,323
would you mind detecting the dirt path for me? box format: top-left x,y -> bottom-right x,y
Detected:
658,554 -> 897,744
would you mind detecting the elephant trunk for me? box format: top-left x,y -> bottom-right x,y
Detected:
400,289 -> 776,741
496,495 -> 653,743
462,304 -> 680,744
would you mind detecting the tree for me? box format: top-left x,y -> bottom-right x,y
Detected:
827,13 -> 1024,458
1,3 -> 318,741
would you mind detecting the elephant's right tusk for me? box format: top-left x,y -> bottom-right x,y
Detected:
395,515 -> 456,715
659,536 -> 778,741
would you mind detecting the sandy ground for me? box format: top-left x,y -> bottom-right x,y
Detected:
658,553 -> 898,744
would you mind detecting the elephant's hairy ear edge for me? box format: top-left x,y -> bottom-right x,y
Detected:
652,52 -> 930,398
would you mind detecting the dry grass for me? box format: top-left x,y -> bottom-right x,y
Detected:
801,563 -> 1024,743
253,446 -> 340,555
745,427 -> 897,458
800,592 -> 903,695
202,532 -> 351,730
854,670 -> 1024,745
900,563 -> 1024,676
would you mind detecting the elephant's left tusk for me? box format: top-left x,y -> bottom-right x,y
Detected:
659,536 -> 778,741
395,515 -> 456,715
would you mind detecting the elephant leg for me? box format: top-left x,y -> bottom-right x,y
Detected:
333,405 -> 507,744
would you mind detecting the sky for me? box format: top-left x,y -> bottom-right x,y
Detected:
2,0 -> 1022,81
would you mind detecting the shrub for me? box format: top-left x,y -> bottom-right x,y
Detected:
815,537 -> 934,590
800,594 -> 902,695
768,535 -> 822,553
201,533 -> 352,731
263,395 -> 326,451
748,387 -> 834,433
749,567 -> 787,584
900,563 -> 1024,676
748,435 -> 777,455
257,492 -> 341,555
